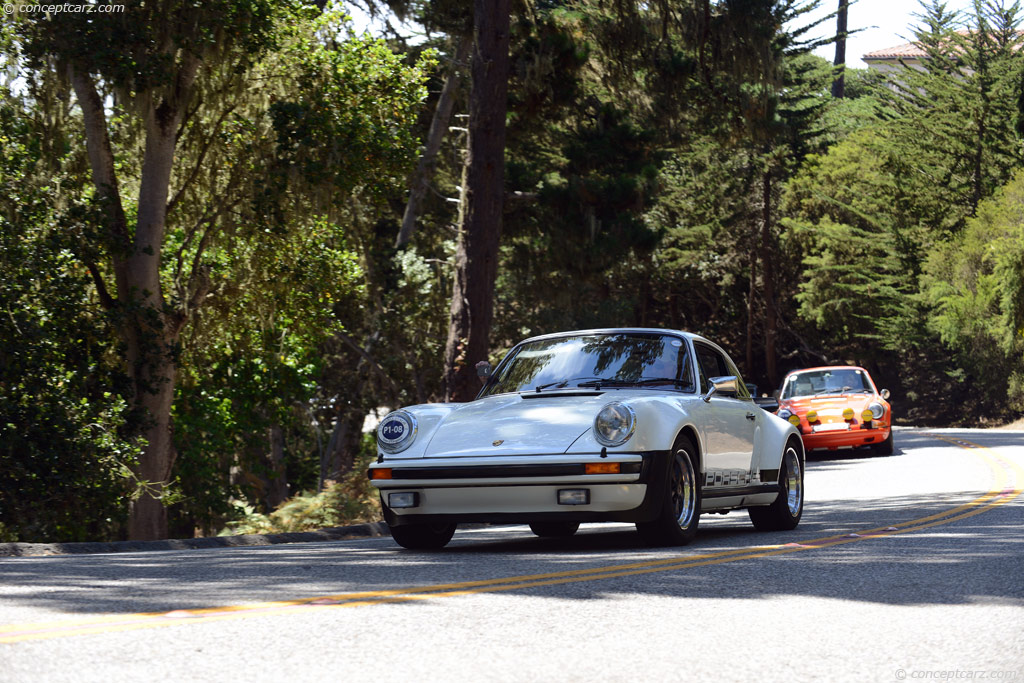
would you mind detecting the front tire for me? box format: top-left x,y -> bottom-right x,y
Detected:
873,429 -> 894,455
388,522 -> 456,550
749,441 -> 803,531
529,522 -> 580,538
636,438 -> 701,546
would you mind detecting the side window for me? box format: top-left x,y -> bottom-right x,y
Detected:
694,343 -> 749,399
677,346 -> 696,393
694,344 -> 725,392
723,357 -> 751,400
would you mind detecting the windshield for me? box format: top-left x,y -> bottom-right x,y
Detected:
481,333 -> 696,397
781,368 -> 873,399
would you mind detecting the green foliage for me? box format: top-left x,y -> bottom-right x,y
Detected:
219,435 -> 379,535
2,2 -> 436,541
172,218 -> 367,531
7,0 -> 1024,545
267,12 -> 436,207
881,0 -> 1024,231
922,170 -> 1024,416
0,77 -> 140,542
782,129 -> 917,346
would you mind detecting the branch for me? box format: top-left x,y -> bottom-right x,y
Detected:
166,103 -> 237,217
336,329 -> 403,399
66,63 -> 130,253
84,261 -> 116,310
396,33 -> 473,248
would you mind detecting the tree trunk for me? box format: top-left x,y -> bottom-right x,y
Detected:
746,245 -> 757,374
322,408 -> 363,486
124,64 -> 199,540
443,0 -> 510,403
761,170 -> 777,387
831,0 -> 848,99
127,360 -> 178,540
396,34 -> 472,249
70,54 -> 199,541
263,425 -> 288,509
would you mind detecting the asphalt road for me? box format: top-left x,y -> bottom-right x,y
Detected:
1,428 -> 1022,683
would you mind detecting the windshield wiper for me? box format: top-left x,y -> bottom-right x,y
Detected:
814,385 -> 854,395
533,376 -> 603,392
578,377 -> 685,388
533,381 -> 568,392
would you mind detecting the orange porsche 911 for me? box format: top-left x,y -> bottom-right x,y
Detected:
775,366 -> 893,455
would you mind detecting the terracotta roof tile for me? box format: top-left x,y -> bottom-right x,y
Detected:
863,41 -> 926,60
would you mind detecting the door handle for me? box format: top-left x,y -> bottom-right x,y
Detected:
745,412 -> 756,421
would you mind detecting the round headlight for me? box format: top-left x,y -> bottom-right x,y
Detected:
777,409 -> 793,420
377,410 -> 418,454
787,414 -> 801,427
867,402 -> 885,420
843,407 -> 855,421
594,402 -> 636,446
806,410 -> 818,423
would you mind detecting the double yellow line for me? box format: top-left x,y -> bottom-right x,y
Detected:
2,434 -> 1021,644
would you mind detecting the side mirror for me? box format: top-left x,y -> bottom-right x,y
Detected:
703,375 -> 738,402
476,361 -> 492,378
880,388 -> 890,400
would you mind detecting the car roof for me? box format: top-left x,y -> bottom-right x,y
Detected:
518,328 -> 707,345
783,365 -> 870,377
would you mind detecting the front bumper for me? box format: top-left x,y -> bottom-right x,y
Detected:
799,422 -> 891,450
368,451 -> 670,527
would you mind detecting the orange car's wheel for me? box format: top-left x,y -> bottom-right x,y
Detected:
873,430 -> 894,456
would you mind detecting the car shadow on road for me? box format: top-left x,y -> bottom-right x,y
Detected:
1,490 -> 1020,616
0,428 -> 1020,617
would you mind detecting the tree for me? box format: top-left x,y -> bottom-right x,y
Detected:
883,0 -> 1024,231
922,170 -> 1024,418
442,0 -> 510,402
12,3 -> 434,539
0,55 -> 141,542
832,0 -> 849,98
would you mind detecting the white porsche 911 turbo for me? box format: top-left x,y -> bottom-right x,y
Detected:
368,328 -> 804,549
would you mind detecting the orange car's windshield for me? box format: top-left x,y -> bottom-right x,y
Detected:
781,369 -> 873,399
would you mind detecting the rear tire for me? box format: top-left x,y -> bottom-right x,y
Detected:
388,522 -> 456,550
529,522 -> 580,538
749,441 -> 803,531
636,438 -> 701,546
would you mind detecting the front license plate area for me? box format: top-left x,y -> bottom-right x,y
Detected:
813,422 -> 850,433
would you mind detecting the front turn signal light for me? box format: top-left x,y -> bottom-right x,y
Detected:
369,468 -> 393,480
586,462 -> 621,475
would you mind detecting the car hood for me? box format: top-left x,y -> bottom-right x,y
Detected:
420,392 -> 610,458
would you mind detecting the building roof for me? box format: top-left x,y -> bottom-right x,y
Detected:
862,41 -> 927,61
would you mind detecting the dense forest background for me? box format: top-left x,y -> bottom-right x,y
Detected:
2,0 -> 1023,543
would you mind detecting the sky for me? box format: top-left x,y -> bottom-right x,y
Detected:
805,0 -> 980,68
350,1 -> 983,71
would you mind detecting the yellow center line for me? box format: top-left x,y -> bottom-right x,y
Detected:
2,433 -> 1020,644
